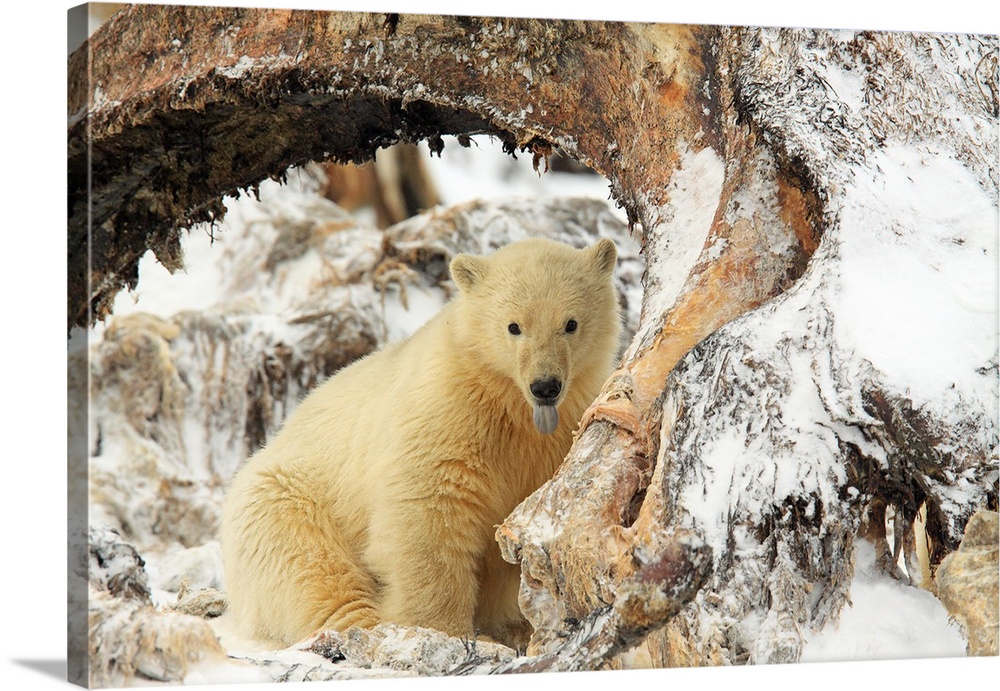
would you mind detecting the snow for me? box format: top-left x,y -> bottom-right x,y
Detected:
625,144 -> 725,358
420,136 -> 624,211
108,168 -> 355,326
153,542 -> 225,593
835,145 -> 999,408
217,54 -> 256,78
801,541 -> 967,662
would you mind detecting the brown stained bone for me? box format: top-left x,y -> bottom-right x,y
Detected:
935,511 -> 1000,656
492,530 -> 710,673
69,10 -> 718,330
496,37 -> 822,654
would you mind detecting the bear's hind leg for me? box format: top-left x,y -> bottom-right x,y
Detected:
265,517 -> 382,643
247,524 -> 382,645
304,545 -> 382,636
223,468 -> 381,645
365,479 -> 493,640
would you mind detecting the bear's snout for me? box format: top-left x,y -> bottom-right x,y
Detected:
529,377 -> 562,405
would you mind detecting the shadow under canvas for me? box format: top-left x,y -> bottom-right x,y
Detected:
11,658 -> 67,682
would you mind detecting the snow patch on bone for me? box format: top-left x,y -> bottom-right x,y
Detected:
834,145 -> 999,409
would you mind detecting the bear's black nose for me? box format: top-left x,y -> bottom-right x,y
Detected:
530,377 -> 562,404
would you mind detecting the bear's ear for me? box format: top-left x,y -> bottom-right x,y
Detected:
588,237 -> 618,277
450,254 -> 489,292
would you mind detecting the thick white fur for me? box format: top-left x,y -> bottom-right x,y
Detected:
220,237 -> 622,648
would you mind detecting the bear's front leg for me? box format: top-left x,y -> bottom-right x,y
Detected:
365,469 -> 494,640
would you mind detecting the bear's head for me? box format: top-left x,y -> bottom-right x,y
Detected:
449,237 -> 622,434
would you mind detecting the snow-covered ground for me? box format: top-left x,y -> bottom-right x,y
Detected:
800,542 -> 966,662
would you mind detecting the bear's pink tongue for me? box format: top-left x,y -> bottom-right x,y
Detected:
533,405 -> 559,434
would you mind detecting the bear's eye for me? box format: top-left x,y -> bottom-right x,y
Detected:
508,323 -> 522,336
565,319 -> 578,333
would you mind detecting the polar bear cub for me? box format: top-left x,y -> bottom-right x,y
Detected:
220,237 -> 622,648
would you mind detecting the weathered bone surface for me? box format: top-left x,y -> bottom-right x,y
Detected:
936,510 -> 1000,656
87,526 -> 229,687
499,29 -> 997,665
69,9 -> 718,330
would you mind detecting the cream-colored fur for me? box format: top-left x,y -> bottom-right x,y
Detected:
220,237 -> 622,648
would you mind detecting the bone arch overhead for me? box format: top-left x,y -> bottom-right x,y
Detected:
69,7 -> 824,334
